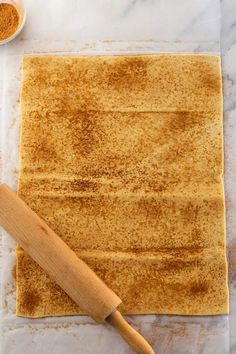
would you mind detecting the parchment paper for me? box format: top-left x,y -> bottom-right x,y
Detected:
1,1 -> 233,353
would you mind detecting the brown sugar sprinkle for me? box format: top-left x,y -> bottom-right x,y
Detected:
0,3 -> 19,41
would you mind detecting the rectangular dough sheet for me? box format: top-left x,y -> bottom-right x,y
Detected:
17,54 -> 229,317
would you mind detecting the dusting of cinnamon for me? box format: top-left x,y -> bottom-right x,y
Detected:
0,3 -> 19,41
21,290 -> 41,314
17,55 -> 227,317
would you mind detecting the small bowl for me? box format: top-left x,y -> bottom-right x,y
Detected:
0,0 -> 26,45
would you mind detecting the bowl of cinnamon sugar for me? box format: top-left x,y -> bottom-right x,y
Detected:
0,0 -> 26,45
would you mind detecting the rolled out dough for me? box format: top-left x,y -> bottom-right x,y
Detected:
17,54 -> 228,317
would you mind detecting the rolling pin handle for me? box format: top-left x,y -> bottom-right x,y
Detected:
106,310 -> 154,354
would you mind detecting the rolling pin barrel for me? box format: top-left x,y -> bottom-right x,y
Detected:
0,184 -> 154,354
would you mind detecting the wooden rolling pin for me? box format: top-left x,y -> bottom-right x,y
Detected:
0,184 -> 154,354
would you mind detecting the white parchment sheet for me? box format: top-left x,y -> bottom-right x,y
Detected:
1,1 -> 234,353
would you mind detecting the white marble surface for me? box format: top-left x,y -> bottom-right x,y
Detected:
221,1 -> 236,353
0,0 -> 236,353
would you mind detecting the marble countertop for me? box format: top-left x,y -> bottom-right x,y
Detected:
221,0 -> 236,352
0,1 -> 236,353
